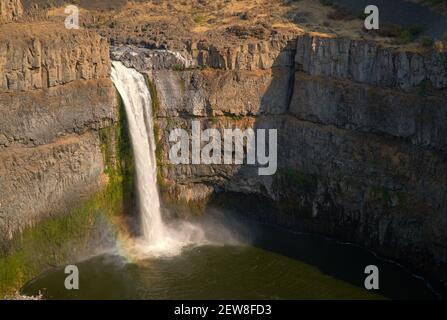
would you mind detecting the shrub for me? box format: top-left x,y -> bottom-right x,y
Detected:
365,22 -> 427,45
193,15 -> 207,25
420,36 -> 434,47
171,64 -> 185,71
327,5 -> 356,20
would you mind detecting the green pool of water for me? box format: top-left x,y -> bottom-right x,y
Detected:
21,222 -> 436,300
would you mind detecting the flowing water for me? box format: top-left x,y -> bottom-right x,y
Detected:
111,61 -> 164,243
111,61 -> 207,257
20,62 -> 438,300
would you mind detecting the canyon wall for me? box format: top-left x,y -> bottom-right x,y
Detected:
0,21 -> 118,246
0,0 -> 23,23
117,35 -> 447,288
1,0 -> 446,294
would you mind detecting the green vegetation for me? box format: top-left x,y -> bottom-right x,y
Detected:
0,91 -> 135,297
145,75 -> 160,115
172,64 -> 185,72
368,22 -> 426,45
143,75 -> 163,169
153,123 -> 162,167
151,120 -> 175,195
400,26 -> 424,43
193,15 -> 207,26
223,112 -> 243,121
0,173 -> 125,297
419,36 -> 435,47
209,116 -> 219,125
370,187 -> 407,207
282,169 -> 317,190
142,78 -> 168,193
99,93 -> 135,209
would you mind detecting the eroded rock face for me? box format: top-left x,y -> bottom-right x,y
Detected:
110,37 -> 297,71
111,46 -> 194,71
153,69 -> 291,117
0,23 -> 117,243
0,79 -> 117,147
1,0 -> 446,290
119,33 -> 447,288
190,37 -> 296,70
0,132 -> 105,240
0,24 -> 110,92
290,74 -> 447,153
295,35 -> 447,91
0,0 -> 23,23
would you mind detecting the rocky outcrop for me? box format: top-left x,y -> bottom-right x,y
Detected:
111,34 -> 296,72
0,24 -> 110,92
0,79 -> 116,147
296,35 -> 447,91
291,73 -> 447,153
118,33 -> 447,289
0,132 -> 105,240
133,33 -> 447,91
0,0 -> 445,293
0,22 -> 117,243
0,0 -> 23,23
190,37 -> 296,70
153,69 -> 291,117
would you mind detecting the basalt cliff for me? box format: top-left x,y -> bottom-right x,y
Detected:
1,0 -> 447,295
127,34 -> 447,290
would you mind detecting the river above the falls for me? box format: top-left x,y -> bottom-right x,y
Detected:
21,219 -> 436,300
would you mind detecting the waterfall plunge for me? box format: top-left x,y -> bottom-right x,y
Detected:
111,61 -> 207,257
111,61 -> 165,243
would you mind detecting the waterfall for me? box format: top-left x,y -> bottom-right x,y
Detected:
111,61 -> 165,244
111,61 -> 209,257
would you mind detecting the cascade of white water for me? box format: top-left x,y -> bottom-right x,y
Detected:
111,61 -> 210,257
111,61 -> 165,244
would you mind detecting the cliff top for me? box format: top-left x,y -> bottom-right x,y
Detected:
2,0 -> 446,55
0,21 -> 97,40
9,0 -> 443,53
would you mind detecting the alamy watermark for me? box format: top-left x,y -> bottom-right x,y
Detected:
168,121 -> 277,176
64,265 -> 79,290
364,265 -> 379,290
64,5 -> 80,30
364,5 -> 379,30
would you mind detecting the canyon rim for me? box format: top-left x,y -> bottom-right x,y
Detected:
1,0 -> 447,300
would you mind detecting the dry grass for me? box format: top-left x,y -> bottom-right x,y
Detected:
7,0 -> 440,52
